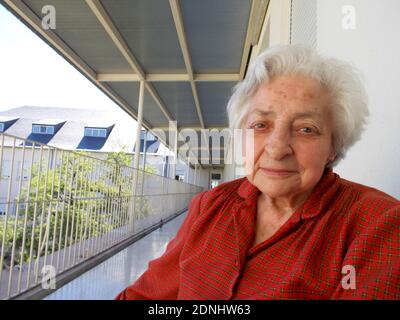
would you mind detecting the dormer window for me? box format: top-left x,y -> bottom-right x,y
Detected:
140,130 -> 156,141
31,119 -> 65,135
84,127 -> 107,138
32,125 -> 54,134
84,122 -> 114,138
0,116 -> 19,132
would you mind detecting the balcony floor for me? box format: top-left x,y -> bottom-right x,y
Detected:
44,211 -> 188,300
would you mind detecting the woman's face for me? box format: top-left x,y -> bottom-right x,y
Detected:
243,74 -> 336,201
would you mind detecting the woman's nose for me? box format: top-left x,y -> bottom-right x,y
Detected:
264,127 -> 293,160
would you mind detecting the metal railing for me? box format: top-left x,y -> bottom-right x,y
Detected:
0,132 -> 203,299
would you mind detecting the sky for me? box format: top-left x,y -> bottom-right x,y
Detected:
0,4 -> 126,114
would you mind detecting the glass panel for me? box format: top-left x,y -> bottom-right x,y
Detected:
0,123 -> 4,132
40,126 -> 47,133
84,127 -> 107,137
32,125 -> 40,133
1,160 -> 11,179
47,126 -> 54,134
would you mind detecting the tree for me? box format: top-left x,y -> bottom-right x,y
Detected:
106,149 -> 158,220
1,149 -> 159,269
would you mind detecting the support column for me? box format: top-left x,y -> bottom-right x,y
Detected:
171,125 -> 178,179
134,81 -> 145,170
186,154 -> 191,183
194,163 -> 197,186
162,142 -> 167,177
130,81 -> 145,231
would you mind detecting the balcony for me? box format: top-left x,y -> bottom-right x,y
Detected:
0,132 -> 203,300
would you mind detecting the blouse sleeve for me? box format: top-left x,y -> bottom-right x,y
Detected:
114,191 -> 205,300
331,204 -> 400,299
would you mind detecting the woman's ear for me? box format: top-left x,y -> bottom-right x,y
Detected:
326,147 -> 337,166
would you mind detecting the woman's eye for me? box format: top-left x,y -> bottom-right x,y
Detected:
252,123 -> 266,130
299,127 -> 316,134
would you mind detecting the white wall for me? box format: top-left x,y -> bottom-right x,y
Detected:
268,0 -> 291,47
316,0 -> 400,198
191,167 -> 210,190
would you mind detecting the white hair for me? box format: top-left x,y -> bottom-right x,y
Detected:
226,45 -> 369,167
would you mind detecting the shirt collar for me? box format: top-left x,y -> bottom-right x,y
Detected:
237,168 -> 341,220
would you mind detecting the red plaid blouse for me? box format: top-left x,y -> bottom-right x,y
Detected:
116,168 -> 400,299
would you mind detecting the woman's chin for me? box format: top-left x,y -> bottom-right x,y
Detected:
253,174 -> 301,199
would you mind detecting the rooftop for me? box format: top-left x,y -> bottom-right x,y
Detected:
0,116 -> 19,122
0,106 -> 164,154
32,118 -> 66,126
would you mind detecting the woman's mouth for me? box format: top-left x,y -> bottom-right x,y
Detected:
260,167 -> 297,177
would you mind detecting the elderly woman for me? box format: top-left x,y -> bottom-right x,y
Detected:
116,45 -> 400,300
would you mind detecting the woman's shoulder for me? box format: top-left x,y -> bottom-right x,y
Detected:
339,177 -> 400,220
190,177 -> 247,211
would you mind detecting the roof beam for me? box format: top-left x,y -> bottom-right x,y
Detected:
97,74 -> 141,82
194,73 -> 240,82
250,0 -> 272,60
85,0 -> 173,123
97,73 -> 241,82
169,0 -> 205,129
85,0 -> 144,79
239,0 -> 269,79
146,74 -> 189,82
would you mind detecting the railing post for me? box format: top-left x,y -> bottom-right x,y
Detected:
140,130 -> 148,212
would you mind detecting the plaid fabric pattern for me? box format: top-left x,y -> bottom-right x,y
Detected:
116,168 -> 400,300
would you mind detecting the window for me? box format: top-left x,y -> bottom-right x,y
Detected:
1,160 -> 11,179
211,173 -> 221,180
140,131 -> 155,141
32,125 -> 54,134
0,123 -> 4,132
0,199 -> 6,216
84,127 -> 107,137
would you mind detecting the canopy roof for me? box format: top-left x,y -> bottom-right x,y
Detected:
2,0 -> 270,168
